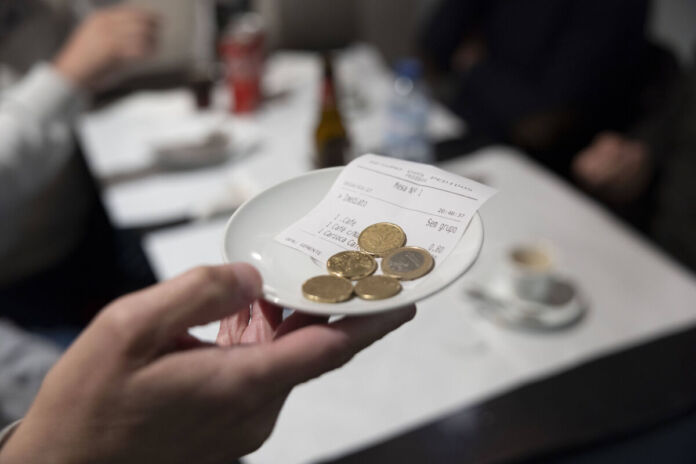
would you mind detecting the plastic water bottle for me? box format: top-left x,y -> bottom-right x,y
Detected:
382,58 -> 433,163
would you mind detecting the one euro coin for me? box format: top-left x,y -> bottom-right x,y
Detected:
381,246 -> 435,281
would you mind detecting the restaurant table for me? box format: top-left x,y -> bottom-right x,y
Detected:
142,148 -> 696,464
77,45 -> 463,228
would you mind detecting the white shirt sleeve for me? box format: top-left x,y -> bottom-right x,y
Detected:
0,63 -> 86,256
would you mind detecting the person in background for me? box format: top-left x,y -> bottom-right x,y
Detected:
651,60 -> 696,271
0,263 -> 416,462
571,44 -> 684,233
420,0 -> 657,174
575,56 -> 696,270
0,3 -> 159,331
0,1 -> 159,428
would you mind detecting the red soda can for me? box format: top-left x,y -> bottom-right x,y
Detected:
219,13 -> 265,114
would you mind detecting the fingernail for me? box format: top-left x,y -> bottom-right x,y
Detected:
230,263 -> 263,301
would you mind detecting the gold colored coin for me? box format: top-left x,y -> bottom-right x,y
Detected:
354,275 -> 402,300
327,251 -> 377,280
381,246 -> 435,280
302,275 -> 354,303
358,222 -> 407,256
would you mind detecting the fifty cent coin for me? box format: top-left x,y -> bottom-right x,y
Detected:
354,275 -> 402,300
358,222 -> 406,256
302,275 -> 354,303
381,246 -> 435,280
327,251 -> 377,280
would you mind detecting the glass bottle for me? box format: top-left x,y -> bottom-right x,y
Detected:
314,54 -> 350,168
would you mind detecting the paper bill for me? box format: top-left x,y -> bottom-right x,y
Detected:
275,154 -> 497,265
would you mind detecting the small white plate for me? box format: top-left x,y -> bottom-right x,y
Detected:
222,167 -> 484,315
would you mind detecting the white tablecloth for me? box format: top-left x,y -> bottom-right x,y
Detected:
144,147 -> 696,464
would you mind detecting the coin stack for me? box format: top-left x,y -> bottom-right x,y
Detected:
302,222 -> 435,303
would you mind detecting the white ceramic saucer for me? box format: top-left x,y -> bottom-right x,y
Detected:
222,167 -> 485,316
468,275 -> 587,331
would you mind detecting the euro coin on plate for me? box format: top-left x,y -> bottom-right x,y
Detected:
327,250 -> 377,280
381,246 -> 435,281
354,275 -> 402,300
302,275 -> 354,303
358,222 -> 406,256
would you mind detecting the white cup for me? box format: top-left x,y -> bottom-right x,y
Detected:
504,244 -> 555,303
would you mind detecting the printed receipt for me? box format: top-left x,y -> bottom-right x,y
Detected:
275,154 -> 497,266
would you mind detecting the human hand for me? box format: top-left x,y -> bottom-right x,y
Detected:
0,264 -> 415,463
452,37 -> 486,73
572,132 -> 653,204
53,5 -> 159,89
